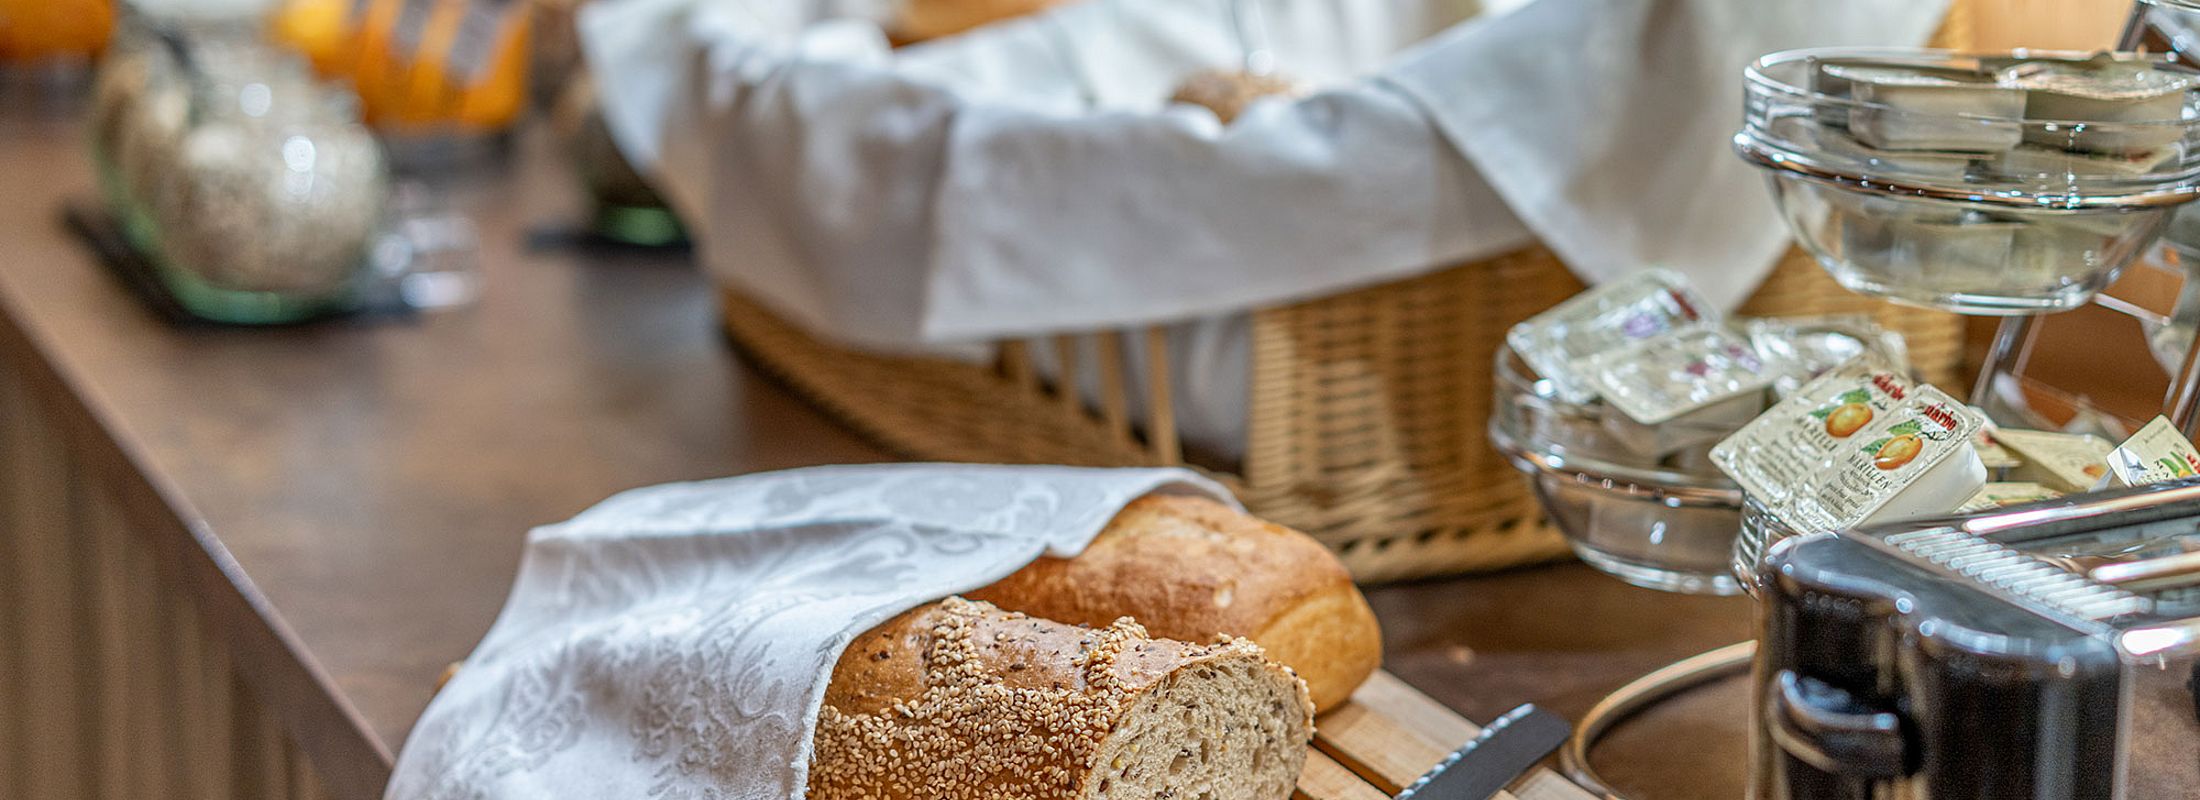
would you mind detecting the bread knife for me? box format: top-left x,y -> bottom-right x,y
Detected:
1393,704 -> 1573,800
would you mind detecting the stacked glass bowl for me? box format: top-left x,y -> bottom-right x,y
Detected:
1505,48 -> 2200,596
1738,48 -> 2200,315
1490,345 -> 1753,595
1720,47 -> 2200,586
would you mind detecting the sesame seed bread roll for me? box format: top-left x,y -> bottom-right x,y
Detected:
810,597 -> 1313,800
968,495 -> 1382,713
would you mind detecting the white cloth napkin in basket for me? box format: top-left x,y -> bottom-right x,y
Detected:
583,0 -> 1949,345
385,464 -> 1231,800
581,0 -> 1948,459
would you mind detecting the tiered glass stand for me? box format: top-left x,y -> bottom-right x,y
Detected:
1550,2 -> 2200,796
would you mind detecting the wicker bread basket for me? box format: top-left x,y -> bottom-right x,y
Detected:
717,5 -> 1994,583
723,248 -> 1965,582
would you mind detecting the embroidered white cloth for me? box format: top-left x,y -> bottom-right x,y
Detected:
384,464 -> 1231,800
581,0 -> 1950,347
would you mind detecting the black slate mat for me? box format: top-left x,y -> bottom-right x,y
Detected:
60,201 -> 418,327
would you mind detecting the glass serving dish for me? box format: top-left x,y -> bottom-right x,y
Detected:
1490,346 -> 1748,595
135,42 -> 390,324
1737,48 -> 2200,315
1733,494 -> 1799,595
92,10 -> 271,255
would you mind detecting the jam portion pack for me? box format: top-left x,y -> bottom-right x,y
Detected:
1582,324 -> 1776,457
1713,358 -> 1987,533
1994,427 -> 2115,492
2108,416 -> 2200,487
1506,270 -> 1909,461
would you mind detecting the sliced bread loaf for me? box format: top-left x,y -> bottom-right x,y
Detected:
809,597 -> 1313,800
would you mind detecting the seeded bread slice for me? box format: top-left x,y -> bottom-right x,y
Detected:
809,597 -> 1314,800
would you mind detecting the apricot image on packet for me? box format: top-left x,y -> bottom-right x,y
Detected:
1778,385 -> 1988,534
1710,354 -> 1907,507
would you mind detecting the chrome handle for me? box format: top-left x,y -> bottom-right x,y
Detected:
1767,670 -> 1912,781
1959,479 -> 2200,538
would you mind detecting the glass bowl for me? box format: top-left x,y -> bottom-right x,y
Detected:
1490,346 -> 1748,595
1737,48 -> 2200,315
1732,494 -> 1799,596
138,44 -> 388,324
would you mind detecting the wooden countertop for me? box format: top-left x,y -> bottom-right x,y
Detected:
0,112 -> 1753,799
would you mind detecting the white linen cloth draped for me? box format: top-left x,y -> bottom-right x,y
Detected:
581,0 -> 1951,347
579,0 -> 1947,458
385,464 -> 1232,800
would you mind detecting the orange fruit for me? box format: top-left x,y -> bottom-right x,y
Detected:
1874,434 -> 1923,471
1824,402 -> 1872,438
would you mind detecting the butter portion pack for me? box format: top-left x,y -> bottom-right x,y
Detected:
1994,427 -> 2114,492
1506,269 -> 1710,405
2108,416 -> 2200,486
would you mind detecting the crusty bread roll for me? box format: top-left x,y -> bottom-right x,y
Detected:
969,495 -> 1382,713
810,597 -> 1313,800
893,0 -> 1064,43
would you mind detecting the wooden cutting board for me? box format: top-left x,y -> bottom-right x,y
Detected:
431,665 -> 1597,799
1301,671 -> 1597,800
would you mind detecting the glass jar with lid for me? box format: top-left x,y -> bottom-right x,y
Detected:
94,12 -> 208,250
141,42 -> 389,323
90,13 -> 164,200
94,2 -> 278,252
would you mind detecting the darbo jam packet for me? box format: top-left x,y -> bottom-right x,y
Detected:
1507,269 -> 1711,404
1773,386 -> 1989,534
2108,416 -> 2200,487
1711,355 -> 1907,507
